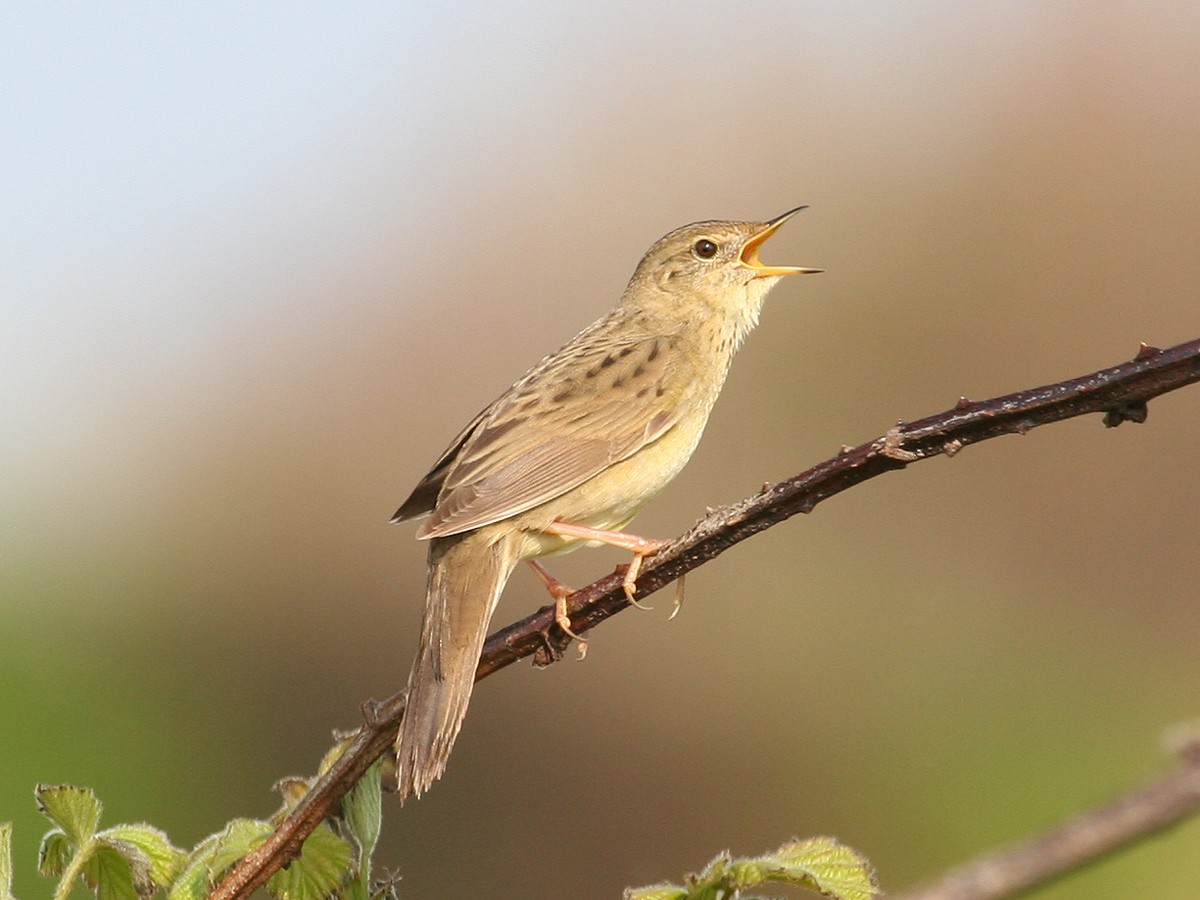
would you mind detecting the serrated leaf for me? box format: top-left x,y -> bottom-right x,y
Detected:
0,822 -> 15,900
99,825 -> 185,889
83,843 -> 145,900
37,831 -> 72,879
769,836 -> 879,900
626,837 -> 878,900
168,818 -> 274,900
36,786 -> 102,845
266,824 -> 351,900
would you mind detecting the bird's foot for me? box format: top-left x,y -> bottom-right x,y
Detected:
528,559 -> 588,658
617,535 -> 668,607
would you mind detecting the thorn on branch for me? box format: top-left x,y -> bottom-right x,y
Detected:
1103,401 -> 1149,428
1136,342 -> 1164,360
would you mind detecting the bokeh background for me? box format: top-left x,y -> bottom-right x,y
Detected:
3,3 -> 1199,897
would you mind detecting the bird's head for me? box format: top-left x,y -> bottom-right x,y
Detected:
626,206 -> 821,341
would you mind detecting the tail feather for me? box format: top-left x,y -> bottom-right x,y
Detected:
394,529 -> 519,800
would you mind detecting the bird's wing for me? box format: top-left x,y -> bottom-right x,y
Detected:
414,330 -> 690,539
391,405 -> 490,523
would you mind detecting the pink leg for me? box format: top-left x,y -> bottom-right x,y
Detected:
542,521 -> 668,607
527,559 -> 587,651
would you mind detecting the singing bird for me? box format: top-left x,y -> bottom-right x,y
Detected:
392,207 -> 819,799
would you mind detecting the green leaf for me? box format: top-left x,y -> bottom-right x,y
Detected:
340,760 -> 383,900
343,760 -> 383,870
0,822 -> 15,900
83,843 -> 143,900
265,824 -> 352,900
163,859 -> 208,900
168,819 -> 273,900
625,836 -> 878,900
99,825 -> 185,890
315,735 -> 354,778
212,819 -> 274,866
34,787 -> 189,900
769,837 -> 879,900
37,831 -> 72,879
35,786 -> 102,846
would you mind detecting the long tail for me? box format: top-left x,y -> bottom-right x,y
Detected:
394,528 -> 520,800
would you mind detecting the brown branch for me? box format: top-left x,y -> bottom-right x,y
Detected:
208,337 -> 1200,900
891,736 -> 1200,900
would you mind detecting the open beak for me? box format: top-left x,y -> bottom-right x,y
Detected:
739,205 -> 823,278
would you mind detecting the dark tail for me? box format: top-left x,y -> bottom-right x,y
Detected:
394,529 -> 519,800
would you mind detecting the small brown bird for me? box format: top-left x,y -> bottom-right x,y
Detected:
392,207 -> 819,799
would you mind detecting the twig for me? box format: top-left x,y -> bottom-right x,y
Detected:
891,736 -> 1200,900
208,338 -> 1200,900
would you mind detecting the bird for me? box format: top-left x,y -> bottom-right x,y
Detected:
391,206 -> 820,799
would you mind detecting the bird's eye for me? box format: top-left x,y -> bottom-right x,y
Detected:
692,239 -> 718,260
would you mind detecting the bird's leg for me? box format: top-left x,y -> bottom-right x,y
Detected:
542,521 -> 668,608
527,559 -> 588,656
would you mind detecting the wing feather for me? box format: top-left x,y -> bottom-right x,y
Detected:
413,328 -> 688,539
391,405 -> 489,522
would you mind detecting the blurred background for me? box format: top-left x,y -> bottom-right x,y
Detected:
3,3 -> 1198,897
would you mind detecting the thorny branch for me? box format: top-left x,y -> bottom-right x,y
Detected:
209,337 -> 1200,900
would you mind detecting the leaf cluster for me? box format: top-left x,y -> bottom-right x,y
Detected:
1,746 -> 389,900
626,837 -> 879,900
1,781 -> 878,900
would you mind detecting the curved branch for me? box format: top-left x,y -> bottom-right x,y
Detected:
209,337 -> 1200,900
